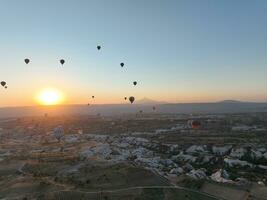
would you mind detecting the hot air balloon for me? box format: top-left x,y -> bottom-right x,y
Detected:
24,58 -> 30,64
97,45 -> 101,50
129,96 -> 135,104
87,103 -> 90,106
53,126 -> 64,142
92,96 -> 95,99
1,81 -> 6,87
133,81 -> 137,86
60,59 -> 65,65
188,120 -> 201,129
4,86 -> 7,89
139,110 -> 143,114
124,97 -> 127,100
152,106 -> 156,111
120,63 -> 124,67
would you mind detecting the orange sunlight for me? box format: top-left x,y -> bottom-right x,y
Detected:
36,88 -> 64,105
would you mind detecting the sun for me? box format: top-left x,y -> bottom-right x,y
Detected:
37,89 -> 64,105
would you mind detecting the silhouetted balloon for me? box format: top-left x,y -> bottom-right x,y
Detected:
133,81 -> 137,86
60,59 -> 65,65
92,96 -> 94,99
1,81 -> 6,87
120,63 -> 124,67
139,110 -> 143,114
124,97 -> 127,100
87,103 -> 90,106
4,86 -> 7,89
24,58 -> 30,64
129,96 -> 135,104
97,45 -> 101,50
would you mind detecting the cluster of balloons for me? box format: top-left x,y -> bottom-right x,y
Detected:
86,45 -> 139,105
1,44 -> 158,112
2,58 -> 67,92
24,58 -> 65,66
1,81 -> 7,89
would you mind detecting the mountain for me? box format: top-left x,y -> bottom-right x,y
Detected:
218,100 -> 244,103
135,98 -> 167,105
161,100 -> 267,114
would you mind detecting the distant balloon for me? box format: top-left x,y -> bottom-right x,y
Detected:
152,106 -> 156,111
124,97 -> 127,100
24,58 -> 30,64
139,110 -> 143,114
87,103 -> 90,106
53,126 -> 64,141
4,86 -> 7,89
188,120 -> 201,129
92,96 -> 95,99
133,81 -> 137,86
60,59 -> 65,65
129,96 -> 135,104
120,63 -> 124,67
1,81 -> 6,87
97,45 -> 101,50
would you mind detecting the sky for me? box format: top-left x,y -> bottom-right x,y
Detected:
0,0 -> 267,106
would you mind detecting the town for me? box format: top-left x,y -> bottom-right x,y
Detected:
0,112 -> 267,199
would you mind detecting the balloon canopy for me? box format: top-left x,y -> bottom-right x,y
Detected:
53,126 -> 64,141
188,120 -> 202,129
60,59 -> 65,65
1,81 -> 6,87
24,58 -> 30,64
129,96 -> 135,104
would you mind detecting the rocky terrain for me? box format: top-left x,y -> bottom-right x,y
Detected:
0,113 -> 267,199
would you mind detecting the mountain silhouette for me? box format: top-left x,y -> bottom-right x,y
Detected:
135,98 -> 168,105
218,100 -> 243,103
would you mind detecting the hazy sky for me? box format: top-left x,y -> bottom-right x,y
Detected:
0,0 -> 267,106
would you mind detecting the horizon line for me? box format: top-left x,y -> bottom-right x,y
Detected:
1,100 -> 267,109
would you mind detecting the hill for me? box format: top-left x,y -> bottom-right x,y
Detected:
135,98 -> 168,105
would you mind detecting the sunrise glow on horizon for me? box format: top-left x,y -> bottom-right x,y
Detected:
36,89 -> 64,106
0,1 -> 267,107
